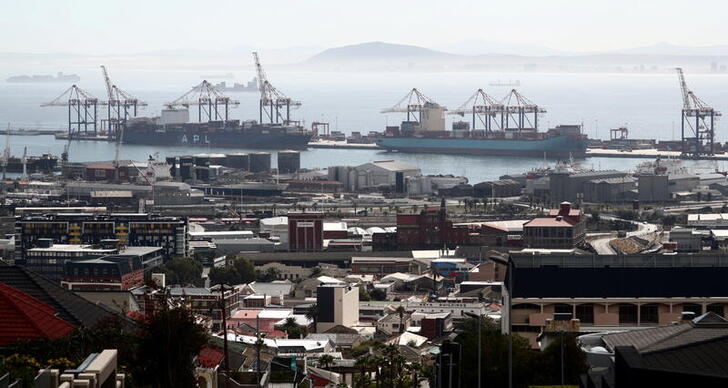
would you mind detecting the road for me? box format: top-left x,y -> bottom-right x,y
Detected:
587,216 -> 660,255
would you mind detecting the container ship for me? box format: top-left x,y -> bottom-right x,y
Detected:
124,113 -> 312,150
377,94 -> 587,158
376,126 -> 587,158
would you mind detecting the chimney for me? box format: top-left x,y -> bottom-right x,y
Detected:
556,216 -> 563,221
559,201 -> 572,216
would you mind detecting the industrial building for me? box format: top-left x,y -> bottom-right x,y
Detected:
15,213 -> 188,260
316,284 -> 359,332
549,170 -> 629,203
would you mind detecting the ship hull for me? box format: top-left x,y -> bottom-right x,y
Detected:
375,135 -> 587,158
124,130 -> 312,150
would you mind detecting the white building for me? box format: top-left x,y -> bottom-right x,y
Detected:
316,284 -> 359,332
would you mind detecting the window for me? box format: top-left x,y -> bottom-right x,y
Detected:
576,304 -> 594,324
682,303 -> 702,316
554,303 -> 572,319
618,304 -> 638,324
640,304 -> 659,324
707,304 -> 725,317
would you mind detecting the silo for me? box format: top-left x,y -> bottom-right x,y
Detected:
179,155 -> 194,180
277,151 -> 301,174
224,153 -> 250,170
193,153 -> 210,167
249,152 -> 272,173
208,153 -> 227,166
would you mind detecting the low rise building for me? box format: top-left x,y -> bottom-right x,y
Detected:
522,202 -> 585,249
316,284 -> 359,333
669,226 -> 703,252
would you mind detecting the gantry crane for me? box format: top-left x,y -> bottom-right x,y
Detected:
253,52 -> 301,124
500,89 -> 545,131
448,89 -> 504,131
100,65 -> 147,139
676,67 -> 721,157
166,80 -> 239,122
41,85 -> 103,137
381,88 -> 441,123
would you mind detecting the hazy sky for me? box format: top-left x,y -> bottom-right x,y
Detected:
2,0 -> 727,54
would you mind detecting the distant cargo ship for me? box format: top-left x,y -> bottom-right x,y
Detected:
6,72 -> 80,83
214,78 -> 258,92
489,79 -> 521,87
124,115 -> 312,150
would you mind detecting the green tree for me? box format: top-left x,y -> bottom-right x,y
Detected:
280,317 -> 303,339
305,303 -> 318,333
317,354 -> 335,369
135,305 -> 208,388
209,257 -> 257,286
153,257 -> 203,286
257,267 -> 281,282
395,305 -> 406,334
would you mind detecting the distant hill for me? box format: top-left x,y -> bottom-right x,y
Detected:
305,41 -> 459,63
608,42 -> 728,56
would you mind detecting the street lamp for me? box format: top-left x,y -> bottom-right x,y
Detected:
488,253 -> 513,388
463,311 -> 483,388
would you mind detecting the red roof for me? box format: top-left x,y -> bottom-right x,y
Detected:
0,282 -> 75,345
549,208 -> 582,217
198,346 -> 224,369
524,217 -> 575,228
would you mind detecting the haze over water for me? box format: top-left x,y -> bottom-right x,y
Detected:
2,68 -> 728,182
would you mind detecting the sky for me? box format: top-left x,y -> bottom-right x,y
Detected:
1,0 -> 727,54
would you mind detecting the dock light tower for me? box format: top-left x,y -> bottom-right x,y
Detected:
676,67 -> 721,157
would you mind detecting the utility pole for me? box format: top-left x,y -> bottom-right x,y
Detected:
211,284 -> 233,388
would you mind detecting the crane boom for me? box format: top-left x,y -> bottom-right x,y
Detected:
101,65 -> 114,101
676,68 -> 692,110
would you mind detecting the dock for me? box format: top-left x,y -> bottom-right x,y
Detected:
307,140 -> 381,150
586,148 -> 728,161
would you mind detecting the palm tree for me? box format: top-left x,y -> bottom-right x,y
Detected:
280,316 -> 299,339
382,344 -> 400,387
407,361 -> 423,388
317,354 -> 335,369
394,305 -> 406,334
354,355 -> 371,388
305,303 -> 318,333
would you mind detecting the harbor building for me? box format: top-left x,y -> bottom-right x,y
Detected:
522,202 -> 585,249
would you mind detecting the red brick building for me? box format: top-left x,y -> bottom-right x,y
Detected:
288,213 -> 324,252
523,202 -> 586,249
396,200 -> 470,250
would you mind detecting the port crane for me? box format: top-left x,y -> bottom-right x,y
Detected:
448,89 -> 504,131
41,85 -> 103,138
381,88 -> 442,124
166,80 -> 239,122
252,52 -> 301,124
100,65 -> 147,139
676,67 -> 720,157
499,89 -> 546,131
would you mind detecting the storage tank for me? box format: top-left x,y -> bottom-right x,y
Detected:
193,153 -> 210,167
277,151 -> 301,174
165,156 -> 178,178
208,153 -> 227,166
195,166 -> 210,182
224,153 -> 250,170
249,152 -> 271,173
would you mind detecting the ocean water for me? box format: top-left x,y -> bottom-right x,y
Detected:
2,68 -> 728,182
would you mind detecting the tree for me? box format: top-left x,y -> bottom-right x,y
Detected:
153,257 -> 203,286
395,305 -> 406,334
135,305 -> 208,388
209,257 -> 257,286
309,266 -> 323,278
280,317 -> 303,339
257,267 -> 281,282
317,354 -> 334,369
305,303 -> 318,333
369,288 -> 387,301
